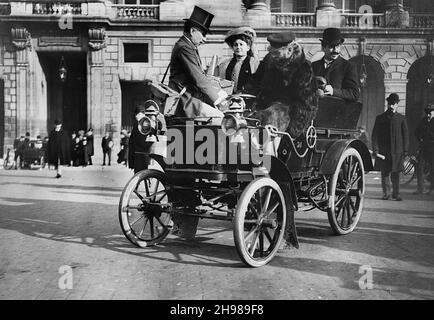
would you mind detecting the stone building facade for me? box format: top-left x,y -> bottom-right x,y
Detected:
0,0 -> 433,157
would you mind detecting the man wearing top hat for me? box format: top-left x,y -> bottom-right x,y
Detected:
414,103 -> 434,194
168,6 -> 228,121
312,28 -> 360,102
372,93 -> 409,201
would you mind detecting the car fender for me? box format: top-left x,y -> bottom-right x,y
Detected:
319,139 -> 373,176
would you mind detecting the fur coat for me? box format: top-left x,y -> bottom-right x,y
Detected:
246,45 -> 318,138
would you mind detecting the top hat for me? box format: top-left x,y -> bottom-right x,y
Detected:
425,103 -> 434,114
184,6 -> 214,35
267,31 -> 296,48
225,26 -> 256,46
320,28 -> 345,46
386,93 -> 400,105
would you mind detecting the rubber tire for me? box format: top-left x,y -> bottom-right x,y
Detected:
234,177 -> 286,267
327,147 -> 365,235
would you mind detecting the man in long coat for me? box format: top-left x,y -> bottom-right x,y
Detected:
312,28 -> 360,102
47,119 -> 70,178
168,6 -> 228,123
414,103 -> 434,194
372,93 -> 409,200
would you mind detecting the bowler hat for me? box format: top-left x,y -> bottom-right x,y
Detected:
225,26 -> 256,46
320,28 -> 345,46
183,6 -> 214,35
54,119 -> 62,125
267,31 -> 296,48
425,103 -> 434,114
386,93 -> 400,105
134,104 -> 147,115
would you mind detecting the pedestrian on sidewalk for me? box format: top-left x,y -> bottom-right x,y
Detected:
86,128 -> 94,165
372,93 -> 409,201
47,119 -> 70,178
117,129 -> 128,166
101,131 -> 113,166
414,103 -> 434,195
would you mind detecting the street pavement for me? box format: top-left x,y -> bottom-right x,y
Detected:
0,164 -> 433,300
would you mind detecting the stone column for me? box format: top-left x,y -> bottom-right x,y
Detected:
244,0 -> 272,27
88,28 -> 106,136
316,0 -> 341,27
11,27 -> 31,136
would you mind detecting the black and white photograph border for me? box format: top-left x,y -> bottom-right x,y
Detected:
0,0 -> 433,304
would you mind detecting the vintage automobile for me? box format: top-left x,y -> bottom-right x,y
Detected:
118,83 -> 373,267
3,139 -> 46,170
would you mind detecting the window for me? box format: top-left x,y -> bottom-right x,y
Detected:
123,43 -> 149,63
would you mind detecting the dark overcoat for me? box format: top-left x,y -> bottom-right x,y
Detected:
415,116 -> 434,162
128,124 -> 153,174
169,34 -> 224,116
47,128 -> 71,166
86,134 -> 94,156
371,109 -> 409,172
312,56 -> 360,102
245,49 -> 318,138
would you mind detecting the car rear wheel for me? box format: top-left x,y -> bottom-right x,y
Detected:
327,147 -> 365,235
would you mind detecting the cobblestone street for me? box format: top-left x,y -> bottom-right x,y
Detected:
0,164 -> 433,300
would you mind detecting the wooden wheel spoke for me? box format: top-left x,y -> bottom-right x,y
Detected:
335,194 -> 346,207
244,225 -> 259,242
249,231 -> 260,256
262,201 -> 280,219
259,231 -> 264,257
133,189 -> 144,202
263,228 -> 274,244
340,199 -> 347,226
350,161 -> 359,183
155,216 -> 169,229
248,202 -> 259,218
262,188 -> 272,215
156,190 -> 168,203
348,197 -> 356,217
347,156 -> 353,182
131,214 -> 144,227
152,180 -> 160,201
149,217 -> 155,238
144,179 -> 150,198
139,216 -> 149,238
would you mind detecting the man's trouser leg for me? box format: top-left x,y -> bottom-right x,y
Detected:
108,149 -> 111,165
381,171 -> 391,197
391,171 -> 400,197
416,157 -> 427,192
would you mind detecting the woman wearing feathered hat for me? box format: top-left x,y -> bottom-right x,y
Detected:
215,26 -> 259,94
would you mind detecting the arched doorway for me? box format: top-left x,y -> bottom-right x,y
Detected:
406,56 -> 434,154
349,55 -> 385,149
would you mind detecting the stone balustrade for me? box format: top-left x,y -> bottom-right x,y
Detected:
343,13 -> 384,28
112,4 -> 159,20
410,14 -> 434,28
32,2 -> 83,15
273,13 -> 316,27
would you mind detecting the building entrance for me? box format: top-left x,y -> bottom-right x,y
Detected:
38,52 -> 87,135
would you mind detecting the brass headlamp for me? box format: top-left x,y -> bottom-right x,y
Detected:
221,97 -> 247,136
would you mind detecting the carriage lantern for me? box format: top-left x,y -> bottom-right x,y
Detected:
138,100 -> 162,139
221,97 -> 247,136
58,56 -> 67,82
